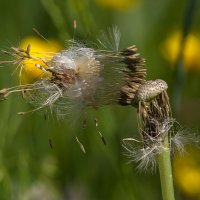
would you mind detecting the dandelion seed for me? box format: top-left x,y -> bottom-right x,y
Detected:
171,128 -> 199,154
94,118 -> 107,145
73,19 -> 77,40
75,136 -> 86,154
49,138 -> 53,149
82,118 -> 87,129
32,28 -> 48,42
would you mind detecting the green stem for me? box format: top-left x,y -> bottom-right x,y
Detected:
157,136 -> 175,200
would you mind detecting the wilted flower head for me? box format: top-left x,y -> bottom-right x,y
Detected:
0,27 -> 146,118
123,79 -> 197,172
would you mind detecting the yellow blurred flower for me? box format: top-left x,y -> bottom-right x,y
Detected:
162,31 -> 200,71
95,0 -> 138,10
173,148 -> 200,199
20,36 -> 62,84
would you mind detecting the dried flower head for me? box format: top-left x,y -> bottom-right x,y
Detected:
123,79 -> 197,172
0,27 -> 146,118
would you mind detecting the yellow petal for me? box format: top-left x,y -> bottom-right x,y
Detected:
173,148 -> 200,196
95,0 -> 137,10
20,36 -> 62,84
162,31 -> 200,72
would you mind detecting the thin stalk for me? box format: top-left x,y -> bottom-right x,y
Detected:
157,136 -> 175,200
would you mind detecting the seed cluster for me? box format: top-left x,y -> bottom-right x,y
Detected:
0,40 -> 147,117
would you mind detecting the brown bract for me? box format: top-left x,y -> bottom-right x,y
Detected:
118,45 -> 146,105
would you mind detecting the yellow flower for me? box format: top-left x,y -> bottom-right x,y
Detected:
95,0 -> 138,10
162,31 -> 200,71
173,148 -> 200,198
20,36 -> 62,84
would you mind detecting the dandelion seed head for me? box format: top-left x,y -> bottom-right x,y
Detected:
0,27 -> 146,119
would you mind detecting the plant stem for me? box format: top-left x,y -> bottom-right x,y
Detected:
157,136 -> 175,200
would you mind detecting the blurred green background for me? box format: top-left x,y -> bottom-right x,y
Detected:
0,0 -> 200,199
